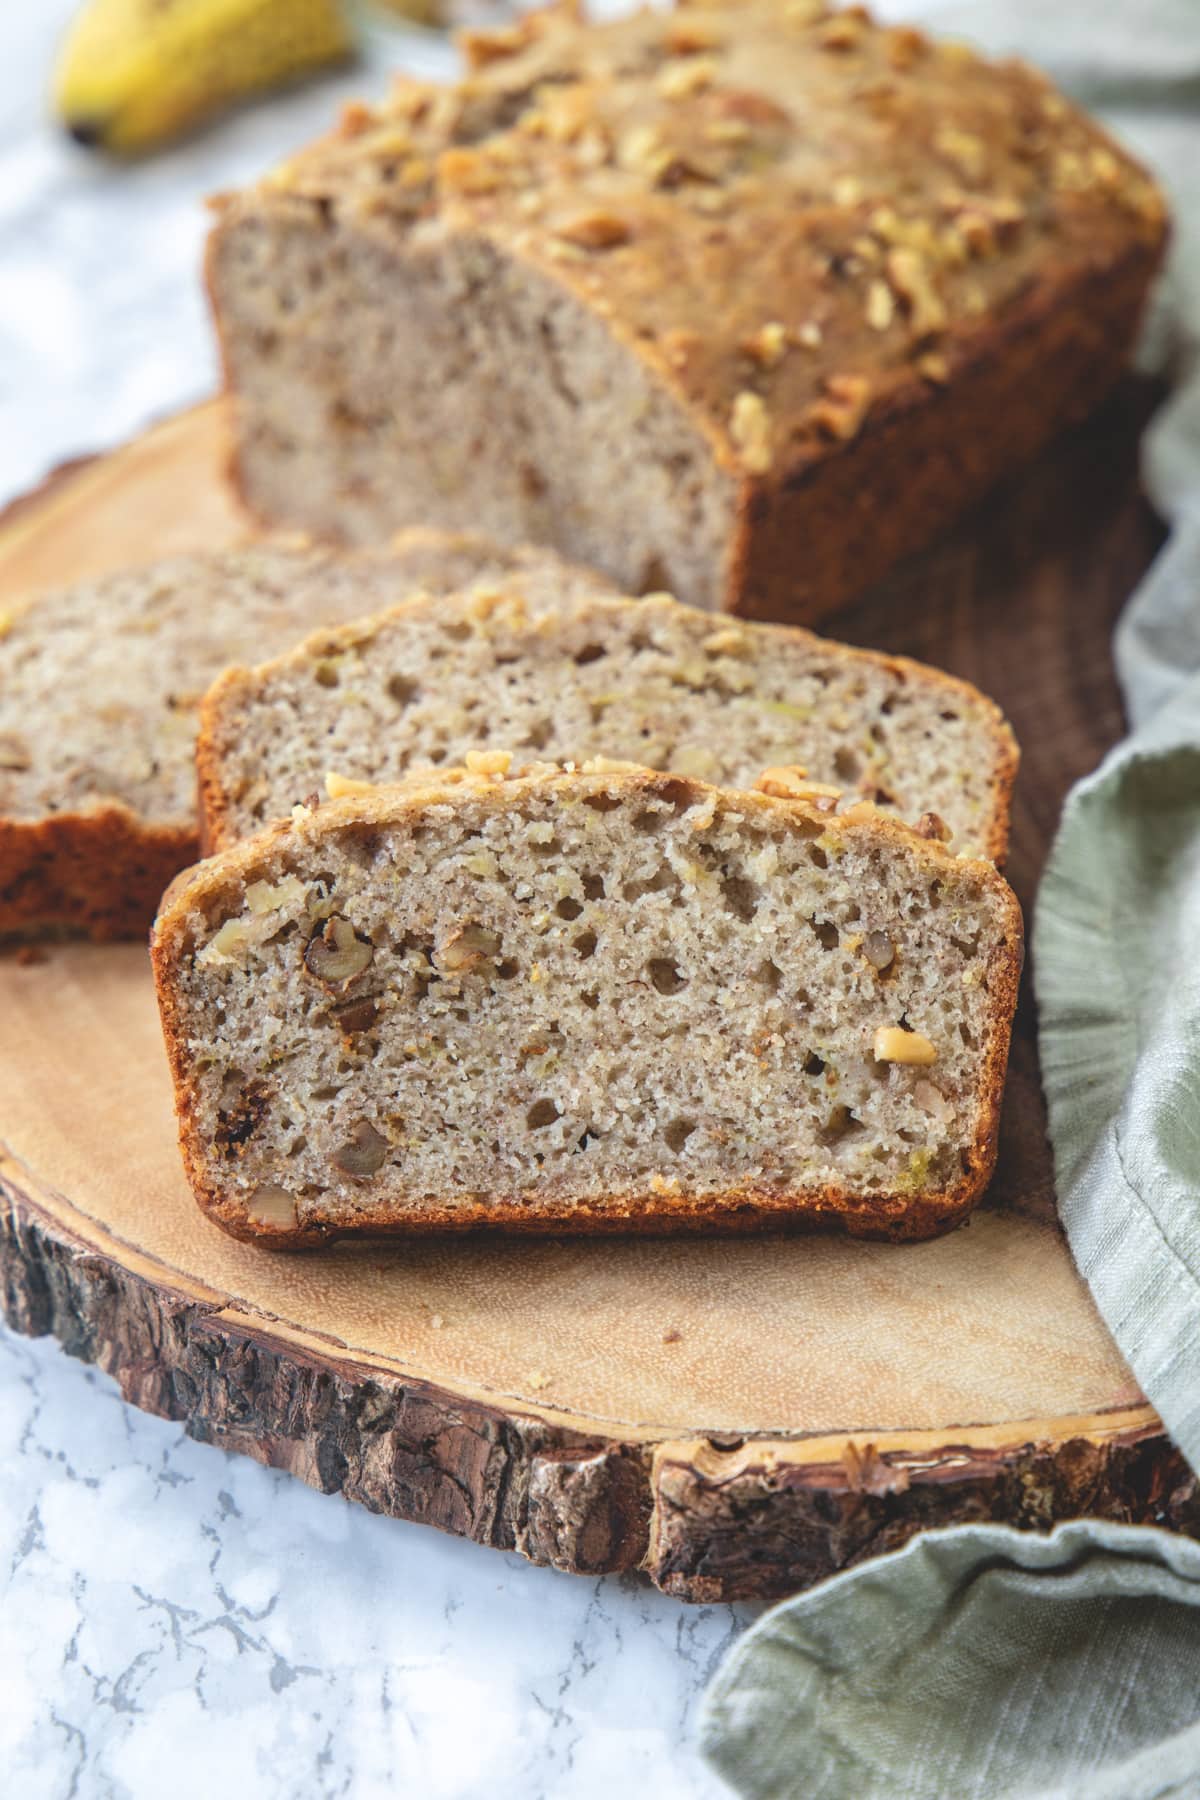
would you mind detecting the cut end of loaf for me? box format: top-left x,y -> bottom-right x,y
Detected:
0,535 -> 614,940
152,764 -> 1023,1249
196,583 -> 1018,865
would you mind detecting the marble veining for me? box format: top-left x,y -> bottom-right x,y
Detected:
0,1329 -> 749,1797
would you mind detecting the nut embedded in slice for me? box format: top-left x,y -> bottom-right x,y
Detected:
246,1183 -> 298,1229
873,1025 -> 938,1066
303,916 -> 375,987
332,1119 -> 389,1177
863,930 -> 895,971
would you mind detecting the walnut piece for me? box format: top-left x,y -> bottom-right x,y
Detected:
304,916 -> 374,986
873,1025 -> 938,1065
730,390 -> 773,474
657,55 -> 718,99
437,921 -> 502,974
246,1184 -> 297,1229
741,321 -> 788,368
806,373 -> 871,442
335,996 -> 380,1035
464,748 -> 513,778
325,771 -> 380,800
332,1119 -> 389,1178
817,13 -> 866,50
865,279 -> 895,331
756,766 -> 842,810
886,248 -> 947,337
863,930 -> 895,971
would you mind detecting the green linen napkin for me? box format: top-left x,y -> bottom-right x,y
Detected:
698,3 -> 1200,1794
1036,694 -> 1200,1470
698,1520 -> 1200,1800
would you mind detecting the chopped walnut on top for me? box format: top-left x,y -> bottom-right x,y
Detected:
657,56 -> 719,101
741,321 -> 788,367
804,373 -> 872,442
865,279 -> 895,331
730,390 -> 773,473
886,247 -> 947,337
755,766 -> 842,809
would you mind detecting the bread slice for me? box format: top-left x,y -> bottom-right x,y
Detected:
198,587 -> 1017,862
151,759 -> 1023,1248
0,533 -> 613,939
207,0 -> 1166,620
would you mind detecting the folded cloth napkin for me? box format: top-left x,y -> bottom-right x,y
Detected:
698,1521 -> 1200,1800
699,3 -> 1200,1794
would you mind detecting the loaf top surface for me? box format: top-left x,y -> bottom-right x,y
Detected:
0,534 -> 613,830
225,0 -> 1167,483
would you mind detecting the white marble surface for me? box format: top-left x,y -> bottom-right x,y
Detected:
0,10 -> 748,1796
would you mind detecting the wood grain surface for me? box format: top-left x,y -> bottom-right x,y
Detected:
3,387 -> 1193,1604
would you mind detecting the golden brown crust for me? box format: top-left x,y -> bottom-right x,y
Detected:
209,0 -> 1168,619
194,585 -> 1019,863
0,807 -> 194,942
724,231 -> 1163,622
151,764 -> 1024,1249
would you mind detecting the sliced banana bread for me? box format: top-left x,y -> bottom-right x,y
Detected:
199,586 -> 1016,860
0,534 -> 612,939
151,759 -> 1023,1248
208,0 -> 1166,620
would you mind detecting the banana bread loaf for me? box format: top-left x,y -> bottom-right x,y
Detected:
151,758 -> 1023,1247
0,534 -> 612,939
198,585 -> 1017,859
207,0 -> 1167,621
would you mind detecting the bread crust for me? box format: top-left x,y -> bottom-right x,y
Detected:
151,765 -> 1024,1250
0,534 -> 615,942
0,806 -> 195,942
207,0 -> 1168,619
194,586 -> 1019,862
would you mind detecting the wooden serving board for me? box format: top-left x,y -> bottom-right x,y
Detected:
2,392 -> 1195,1604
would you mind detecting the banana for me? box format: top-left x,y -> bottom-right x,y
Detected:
367,0 -> 444,22
53,0 -> 356,156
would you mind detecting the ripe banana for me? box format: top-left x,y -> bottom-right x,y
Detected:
53,0 -> 357,156
368,0 -> 444,21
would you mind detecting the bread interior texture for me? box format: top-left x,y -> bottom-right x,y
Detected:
216,218 -> 737,609
202,588 -> 1010,860
158,774 -> 1019,1236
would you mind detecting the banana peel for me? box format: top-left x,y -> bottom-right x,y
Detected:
53,0 -> 359,156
